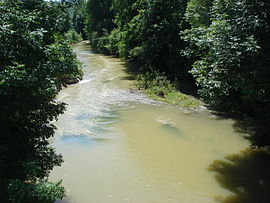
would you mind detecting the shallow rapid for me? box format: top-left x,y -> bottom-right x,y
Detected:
50,41 -> 250,203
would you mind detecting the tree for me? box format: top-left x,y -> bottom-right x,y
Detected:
183,0 -> 270,146
0,0 -> 82,201
66,0 -> 87,39
185,0 -> 212,27
85,0 -> 193,89
85,0 -> 114,49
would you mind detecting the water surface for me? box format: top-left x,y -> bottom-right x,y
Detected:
50,41 -> 250,203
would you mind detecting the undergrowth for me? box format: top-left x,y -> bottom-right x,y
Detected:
64,29 -> 83,43
136,71 -> 201,108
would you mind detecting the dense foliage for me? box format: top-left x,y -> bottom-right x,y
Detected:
65,0 -> 87,40
85,0 -> 270,146
85,0 -> 114,49
183,0 -> 270,146
85,0 -> 195,91
0,0 -> 82,202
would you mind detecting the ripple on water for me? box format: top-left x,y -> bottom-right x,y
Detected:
78,79 -> 93,84
56,133 -> 109,147
97,88 -> 157,106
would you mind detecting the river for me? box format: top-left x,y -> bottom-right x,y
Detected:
50,41 -> 251,203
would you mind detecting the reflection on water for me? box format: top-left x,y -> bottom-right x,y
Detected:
56,133 -> 109,147
58,134 -> 94,146
50,41 -> 251,203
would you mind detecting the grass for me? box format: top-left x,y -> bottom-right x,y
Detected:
136,71 -> 202,109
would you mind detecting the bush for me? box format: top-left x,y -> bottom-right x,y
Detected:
64,29 -> 83,43
136,70 -> 201,108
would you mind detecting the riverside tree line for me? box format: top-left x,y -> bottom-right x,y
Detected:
1,0 -> 270,202
83,0 -> 270,147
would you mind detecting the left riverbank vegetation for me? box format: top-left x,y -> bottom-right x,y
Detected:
84,0 -> 270,147
0,0 -> 82,202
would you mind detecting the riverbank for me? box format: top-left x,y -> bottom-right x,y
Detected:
81,43 -> 202,109
135,71 -> 202,109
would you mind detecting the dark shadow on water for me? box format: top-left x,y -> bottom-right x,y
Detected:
121,75 -> 136,81
211,110 -> 270,147
121,60 -> 140,81
209,148 -> 270,203
233,119 -> 270,148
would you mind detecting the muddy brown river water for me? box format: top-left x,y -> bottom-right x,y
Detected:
50,41 -> 251,203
